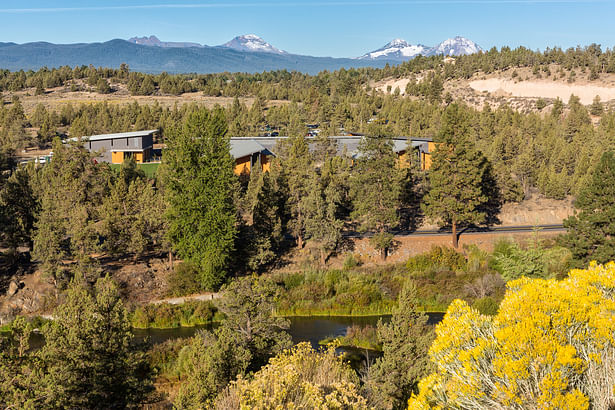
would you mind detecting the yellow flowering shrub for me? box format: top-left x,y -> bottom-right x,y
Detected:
217,342 -> 368,410
409,262 -> 615,410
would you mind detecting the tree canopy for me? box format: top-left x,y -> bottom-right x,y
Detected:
163,107 -> 237,290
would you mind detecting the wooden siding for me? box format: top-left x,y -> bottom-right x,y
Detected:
261,154 -> 271,173
111,151 -> 124,164
234,156 -> 251,175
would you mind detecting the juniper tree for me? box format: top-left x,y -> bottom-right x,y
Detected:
0,164 -> 38,252
99,158 -> 166,259
278,135 -> 311,249
423,103 -> 490,248
175,277 -> 292,407
40,276 -> 152,409
163,108 -> 237,290
365,281 -> 434,409
302,167 -> 344,265
238,160 -> 284,272
32,138 -> 108,284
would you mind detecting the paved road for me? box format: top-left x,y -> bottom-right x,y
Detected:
346,224 -> 565,238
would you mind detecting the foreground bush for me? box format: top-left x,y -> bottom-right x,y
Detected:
216,343 -> 367,409
409,262 -> 615,410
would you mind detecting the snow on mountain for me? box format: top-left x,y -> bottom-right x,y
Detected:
128,35 -> 203,48
426,36 -> 482,56
220,34 -> 286,54
359,38 -> 429,61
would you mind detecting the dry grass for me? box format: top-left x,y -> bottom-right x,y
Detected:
6,80 -> 289,115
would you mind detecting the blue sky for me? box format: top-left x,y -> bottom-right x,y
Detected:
0,0 -> 613,57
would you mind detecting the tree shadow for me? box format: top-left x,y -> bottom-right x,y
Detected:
479,158 -> 502,226
399,169 -> 426,231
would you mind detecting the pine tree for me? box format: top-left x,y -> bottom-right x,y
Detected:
163,108 -> 237,290
423,103 -> 489,248
350,135 -> 404,259
561,151 -> 615,265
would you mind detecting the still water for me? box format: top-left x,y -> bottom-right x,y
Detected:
27,313 -> 444,370
133,313 -> 445,348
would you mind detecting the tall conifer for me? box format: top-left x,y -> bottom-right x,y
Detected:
423,103 -> 489,248
561,151 -> 615,265
163,108 -> 237,290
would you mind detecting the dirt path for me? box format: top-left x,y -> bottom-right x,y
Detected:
151,292 -> 220,305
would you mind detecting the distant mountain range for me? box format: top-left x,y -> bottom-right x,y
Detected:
0,34 -> 483,74
359,36 -> 483,61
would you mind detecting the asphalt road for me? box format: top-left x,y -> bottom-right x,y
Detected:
345,224 -> 565,238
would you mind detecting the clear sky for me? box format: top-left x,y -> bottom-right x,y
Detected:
0,0 -> 613,58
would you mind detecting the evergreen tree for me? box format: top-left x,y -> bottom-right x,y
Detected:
350,135 -> 404,260
278,135 -> 311,248
0,164 -> 38,252
175,277 -> 291,407
561,151 -> 615,265
0,316 -> 40,408
99,158 -> 166,259
32,138 -> 108,284
40,276 -> 152,408
238,161 -> 284,272
365,281 -> 434,409
302,167 -> 344,265
423,104 -> 490,248
163,108 -> 237,290
590,95 -> 604,116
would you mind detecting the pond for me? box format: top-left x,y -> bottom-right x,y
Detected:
26,313 -> 445,369
132,313 -> 445,348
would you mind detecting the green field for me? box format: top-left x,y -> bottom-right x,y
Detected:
110,162 -> 160,178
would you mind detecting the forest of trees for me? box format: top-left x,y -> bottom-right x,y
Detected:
2,44 -> 615,408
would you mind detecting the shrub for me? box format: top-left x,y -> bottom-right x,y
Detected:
410,262 -> 615,409
282,272 -> 304,290
472,296 -> 499,315
343,253 -> 361,270
131,300 -> 216,328
406,246 -> 467,274
167,262 -> 202,297
536,98 -> 547,110
147,337 -> 193,378
463,273 -> 505,299
216,343 -> 367,409
491,237 -> 563,281
464,244 -> 490,272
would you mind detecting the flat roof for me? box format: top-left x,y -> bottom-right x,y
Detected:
84,129 -> 158,142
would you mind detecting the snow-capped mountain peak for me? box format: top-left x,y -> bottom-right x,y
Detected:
359,38 -> 429,61
427,36 -> 482,56
220,34 -> 286,54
